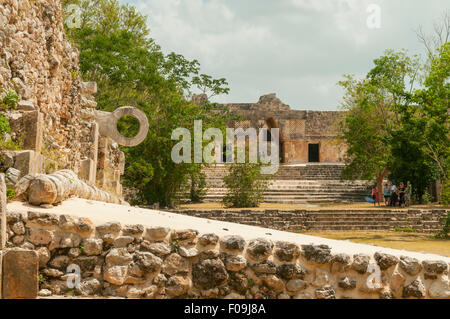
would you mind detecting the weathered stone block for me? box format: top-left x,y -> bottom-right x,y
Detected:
2,249 -> 39,298
81,81 -> 97,95
79,159 -> 96,184
7,111 -> 43,152
0,174 -> 6,249
13,151 -> 42,177
0,250 -> 3,298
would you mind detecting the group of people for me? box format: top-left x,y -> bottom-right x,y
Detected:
371,181 -> 412,208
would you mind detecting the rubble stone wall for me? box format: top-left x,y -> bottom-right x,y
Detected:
0,0 -> 124,198
0,0 -> 91,169
2,209 -> 449,299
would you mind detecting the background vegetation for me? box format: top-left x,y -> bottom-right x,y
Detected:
338,14 -> 449,204
62,0 -> 234,207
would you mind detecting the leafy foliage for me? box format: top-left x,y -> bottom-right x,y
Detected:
338,43 -> 449,203
6,187 -> 16,200
442,173 -> 450,206
0,114 -> 22,151
435,212 -> 450,239
186,169 -> 207,203
337,50 -> 420,194
0,89 -> 20,110
0,114 -> 10,135
223,162 -> 270,208
62,0 -> 233,206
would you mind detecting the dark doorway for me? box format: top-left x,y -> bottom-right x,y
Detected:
222,146 -> 228,163
265,129 -> 272,142
308,144 -> 319,162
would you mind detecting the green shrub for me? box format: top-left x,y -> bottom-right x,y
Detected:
0,113 -> 10,135
394,227 -> 415,233
170,233 -> 180,253
422,191 -> 432,204
188,170 -> 207,203
38,273 -> 48,285
0,114 -> 21,150
0,89 -> 20,110
435,212 -> 450,239
441,178 -> 450,206
6,187 -> 16,200
223,162 -> 269,208
0,139 -> 22,150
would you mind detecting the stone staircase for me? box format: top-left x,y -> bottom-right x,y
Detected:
303,210 -> 412,231
200,164 -> 370,204
274,164 -> 345,180
171,208 -> 447,233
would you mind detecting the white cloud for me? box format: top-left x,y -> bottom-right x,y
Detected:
123,0 -> 449,109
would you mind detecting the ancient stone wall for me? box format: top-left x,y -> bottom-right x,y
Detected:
2,209 -> 449,299
169,209 -> 448,233
0,0 -> 124,198
1,0 -> 89,169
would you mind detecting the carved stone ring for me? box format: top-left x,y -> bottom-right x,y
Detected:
94,106 -> 149,147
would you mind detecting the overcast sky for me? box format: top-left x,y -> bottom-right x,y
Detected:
121,0 -> 448,110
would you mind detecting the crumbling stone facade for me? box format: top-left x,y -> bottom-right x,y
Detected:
222,93 -> 346,164
0,0 -> 124,198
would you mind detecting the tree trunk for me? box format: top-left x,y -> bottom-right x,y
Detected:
377,168 -> 388,203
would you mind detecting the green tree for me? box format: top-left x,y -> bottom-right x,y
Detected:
223,162 -> 270,208
338,50 -> 420,195
411,43 -> 450,180
400,43 -> 449,202
62,0 -> 233,206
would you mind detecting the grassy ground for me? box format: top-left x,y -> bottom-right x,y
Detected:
299,231 -> 450,257
178,201 -> 445,211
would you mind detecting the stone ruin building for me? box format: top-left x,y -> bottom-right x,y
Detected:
198,93 -> 368,204
224,93 -> 346,164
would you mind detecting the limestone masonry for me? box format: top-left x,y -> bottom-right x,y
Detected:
222,93 -> 346,164
0,0 -> 125,199
1,199 -> 449,299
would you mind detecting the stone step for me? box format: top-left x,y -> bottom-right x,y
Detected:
307,217 -> 407,222
306,212 -> 409,216
304,220 -> 409,226
204,190 -> 368,195
205,185 -> 369,190
203,195 -> 365,201
307,225 -> 399,231
203,164 -> 347,181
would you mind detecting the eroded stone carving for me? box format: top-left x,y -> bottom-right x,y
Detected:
0,173 -> 7,249
14,170 -> 126,206
94,106 -> 149,147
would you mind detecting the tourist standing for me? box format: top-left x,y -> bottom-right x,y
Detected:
371,185 -> 379,206
389,182 -> 397,206
390,182 -> 398,207
383,183 -> 390,206
399,182 -> 406,208
405,181 -> 412,207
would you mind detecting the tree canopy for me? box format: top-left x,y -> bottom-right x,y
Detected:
62,0 -> 234,206
338,43 -> 449,202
